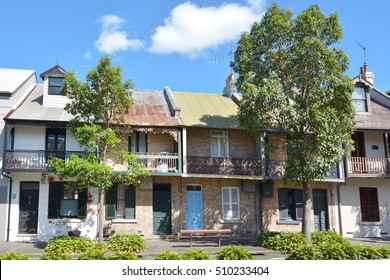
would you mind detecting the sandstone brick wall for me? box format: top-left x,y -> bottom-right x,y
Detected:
187,128 -> 258,159
261,180 -> 335,232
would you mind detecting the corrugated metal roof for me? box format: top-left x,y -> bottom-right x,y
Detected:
123,90 -> 181,127
172,91 -> 241,129
0,68 -> 35,94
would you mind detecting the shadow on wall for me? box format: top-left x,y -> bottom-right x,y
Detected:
348,205 -> 388,238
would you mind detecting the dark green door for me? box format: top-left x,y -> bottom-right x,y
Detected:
153,184 -> 171,235
313,189 -> 329,231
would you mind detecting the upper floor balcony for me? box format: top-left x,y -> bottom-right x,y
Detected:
186,156 -> 262,176
347,157 -> 389,177
3,150 -> 87,172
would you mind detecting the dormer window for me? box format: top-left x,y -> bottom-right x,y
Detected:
352,86 -> 367,112
48,77 -> 64,95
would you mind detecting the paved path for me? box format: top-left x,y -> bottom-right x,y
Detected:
0,238 -> 286,260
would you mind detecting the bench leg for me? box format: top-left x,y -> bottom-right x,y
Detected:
218,234 -> 221,247
190,233 -> 193,248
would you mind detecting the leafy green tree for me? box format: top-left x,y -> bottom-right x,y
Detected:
50,56 -> 149,242
232,4 -> 355,241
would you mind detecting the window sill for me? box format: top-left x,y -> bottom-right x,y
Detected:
277,220 -> 301,225
359,221 -> 383,226
219,219 -> 243,224
111,219 -> 138,224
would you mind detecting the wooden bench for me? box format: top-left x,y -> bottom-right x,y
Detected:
178,229 -> 232,247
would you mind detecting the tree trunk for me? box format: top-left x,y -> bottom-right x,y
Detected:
302,180 -> 312,243
98,185 -> 105,242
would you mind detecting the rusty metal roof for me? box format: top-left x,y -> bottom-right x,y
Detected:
122,89 -> 181,127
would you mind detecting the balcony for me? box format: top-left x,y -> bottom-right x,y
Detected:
134,152 -> 179,173
3,150 -> 87,172
187,156 -> 262,176
347,157 -> 388,176
265,159 -> 342,181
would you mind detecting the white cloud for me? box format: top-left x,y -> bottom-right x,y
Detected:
149,1 -> 264,56
84,51 -> 92,60
95,14 -> 144,54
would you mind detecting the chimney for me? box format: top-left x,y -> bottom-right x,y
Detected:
223,73 -> 237,99
361,63 -> 374,86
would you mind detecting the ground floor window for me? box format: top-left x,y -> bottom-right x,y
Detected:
48,182 -> 87,218
359,187 -> 379,222
278,188 -> 303,222
106,185 -> 135,220
222,187 -> 240,220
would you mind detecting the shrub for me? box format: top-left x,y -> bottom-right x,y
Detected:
154,250 -> 184,260
39,252 -> 74,260
216,245 -> 253,260
316,243 -> 350,260
350,245 -> 382,260
0,251 -> 31,260
183,249 -> 211,260
109,251 -> 140,260
108,233 -> 147,253
44,236 -> 97,254
378,247 -> 390,259
288,245 -> 323,260
258,231 -> 308,254
78,248 -> 109,260
311,231 -> 350,246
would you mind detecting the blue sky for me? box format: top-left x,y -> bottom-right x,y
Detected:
1,0 -> 389,93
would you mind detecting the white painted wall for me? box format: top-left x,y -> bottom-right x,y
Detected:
338,178 -> 390,238
8,173 -> 99,242
14,126 -> 45,150
42,70 -> 70,108
364,132 -> 385,158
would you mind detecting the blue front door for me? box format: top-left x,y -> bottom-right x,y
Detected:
186,185 -> 203,230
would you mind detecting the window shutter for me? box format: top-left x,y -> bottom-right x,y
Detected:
278,189 -> 288,221
105,186 -> 117,220
295,189 -> 303,220
78,188 -> 88,218
222,188 -> 230,219
48,182 -> 60,218
125,186 -> 135,219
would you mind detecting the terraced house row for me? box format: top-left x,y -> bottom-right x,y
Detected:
0,64 -> 389,242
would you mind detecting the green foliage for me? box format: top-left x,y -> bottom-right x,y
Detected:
78,248 -> 109,260
43,236 -> 100,254
378,247 -> 390,259
154,250 -> 184,260
109,251 -> 140,260
287,245 -> 323,260
39,252 -> 74,260
258,231 -> 308,254
183,249 -> 211,260
215,245 -> 253,260
311,230 -> 350,246
108,233 -> 147,253
0,251 -> 31,260
350,244 -> 382,260
316,243 -> 350,260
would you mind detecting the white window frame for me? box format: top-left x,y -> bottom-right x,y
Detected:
211,130 -> 229,157
221,187 -> 240,221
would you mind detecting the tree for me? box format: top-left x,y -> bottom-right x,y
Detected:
49,56 -> 150,242
232,4 -> 355,242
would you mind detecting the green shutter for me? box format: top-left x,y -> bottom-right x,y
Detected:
278,189 -> 288,221
78,188 -> 88,218
125,186 -> 135,219
295,189 -> 303,221
106,186 -> 117,220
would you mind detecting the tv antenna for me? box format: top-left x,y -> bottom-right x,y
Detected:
355,41 -> 367,65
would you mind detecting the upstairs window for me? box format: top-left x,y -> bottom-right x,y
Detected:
352,87 -> 367,112
128,132 -> 148,153
48,77 -> 64,95
211,130 -> 229,157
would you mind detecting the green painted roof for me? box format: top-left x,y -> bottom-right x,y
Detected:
172,91 -> 241,129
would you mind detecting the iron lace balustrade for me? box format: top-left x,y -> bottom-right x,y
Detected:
186,156 -> 262,176
3,150 -> 88,172
265,159 -> 341,180
133,152 -> 179,173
